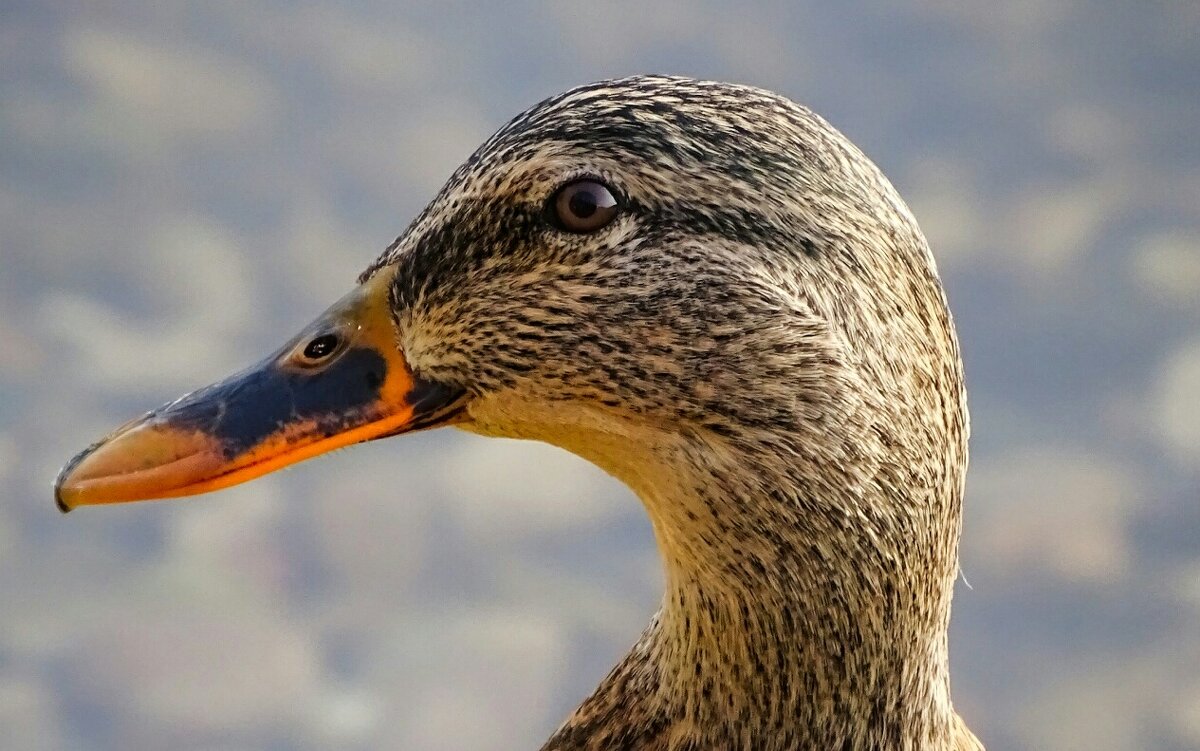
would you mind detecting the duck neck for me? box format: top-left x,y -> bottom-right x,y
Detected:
545,427 -> 969,750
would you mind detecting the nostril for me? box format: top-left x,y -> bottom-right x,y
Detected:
303,333 -> 341,360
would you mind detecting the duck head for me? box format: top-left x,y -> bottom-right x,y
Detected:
55,75 -> 977,747
55,74 -> 965,592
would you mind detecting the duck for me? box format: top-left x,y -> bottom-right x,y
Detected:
55,75 -> 983,750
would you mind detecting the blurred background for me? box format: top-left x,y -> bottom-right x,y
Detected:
2,2 -> 1198,749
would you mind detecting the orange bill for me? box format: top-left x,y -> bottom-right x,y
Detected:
54,269 -> 466,512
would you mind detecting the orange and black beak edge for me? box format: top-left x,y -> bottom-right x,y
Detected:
54,269 -> 465,512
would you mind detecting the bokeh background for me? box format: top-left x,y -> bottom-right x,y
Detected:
3,2 -> 1198,749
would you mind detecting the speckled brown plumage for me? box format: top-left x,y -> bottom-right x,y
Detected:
366,76 -> 983,750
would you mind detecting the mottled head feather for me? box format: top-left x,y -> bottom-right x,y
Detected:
364,75 -> 978,750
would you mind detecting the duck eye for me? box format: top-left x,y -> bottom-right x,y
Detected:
550,179 -> 619,233
298,333 -> 342,364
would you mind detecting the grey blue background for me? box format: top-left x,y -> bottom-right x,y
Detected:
2,2 -> 1198,749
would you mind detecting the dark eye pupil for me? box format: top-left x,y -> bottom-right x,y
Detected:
303,334 -> 339,360
552,179 -> 618,232
568,189 -> 599,218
